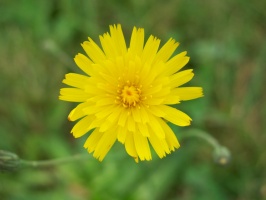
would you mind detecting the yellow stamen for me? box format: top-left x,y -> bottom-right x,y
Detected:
121,85 -> 140,107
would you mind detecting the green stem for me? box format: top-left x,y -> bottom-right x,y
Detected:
180,128 -> 231,165
19,154 -> 90,169
0,128 -> 230,172
180,128 -> 220,149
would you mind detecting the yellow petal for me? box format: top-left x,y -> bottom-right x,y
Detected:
129,27 -> 144,56
82,104 -> 99,115
139,62 -> 152,83
88,117 -> 103,130
109,24 -> 127,56
125,133 -> 139,162
164,52 -> 189,75
81,38 -> 106,64
139,107 -> 150,124
118,109 -> 128,127
106,106 -> 123,122
62,73 -> 91,89
84,84 -> 102,95
169,69 -> 194,88
144,97 -> 164,105
117,126 -> 128,144
59,88 -> 90,102
99,33 -> 116,59
71,115 -> 96,138
158,120 -> 180,151
154,38 -> 179,63
173,87 -> 204,101
125,59 -> 137,81
148,105 -> 166,117
68,102 -> 92,121
162,94 -> 180,105
137,123 -> 150,137
127,117 -> 136,132
74,53 -> 95,76
131,108 -> 142,123
148,126 -> 170,158
95,97 -> 114,107
147,114 -> 165,139
143,84 -> 162,96
84,128 -> 104,152
141,35 -> 160,65
134,133 -> 151,161
97,67 -> 118,85
159,105 -> 192,126
99,120 -> 115,132
95,105 -> 116,119
93,129 -> 117,161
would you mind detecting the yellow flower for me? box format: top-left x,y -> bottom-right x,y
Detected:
59,24 -> 203,162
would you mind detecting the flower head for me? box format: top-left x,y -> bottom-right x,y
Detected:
59,24 -> 203,162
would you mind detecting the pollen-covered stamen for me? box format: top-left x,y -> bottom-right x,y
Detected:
121,85 -> 140,107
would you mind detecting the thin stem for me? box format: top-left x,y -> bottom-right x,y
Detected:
19,154 -> 90,169
0,128 -> 230,172
180,128 -> 231,165
180,128 -> 220,149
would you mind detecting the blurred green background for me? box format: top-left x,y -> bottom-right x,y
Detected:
0,0 -> 265,199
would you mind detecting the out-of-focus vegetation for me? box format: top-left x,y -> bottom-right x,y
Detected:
0,0 -> 265,199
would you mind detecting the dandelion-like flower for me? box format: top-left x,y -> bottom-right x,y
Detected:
59,24 -> 203,162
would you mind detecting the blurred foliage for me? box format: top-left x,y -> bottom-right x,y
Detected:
0,0 -> 266,199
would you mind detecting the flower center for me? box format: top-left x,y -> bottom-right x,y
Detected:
121,85 -> 140,107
